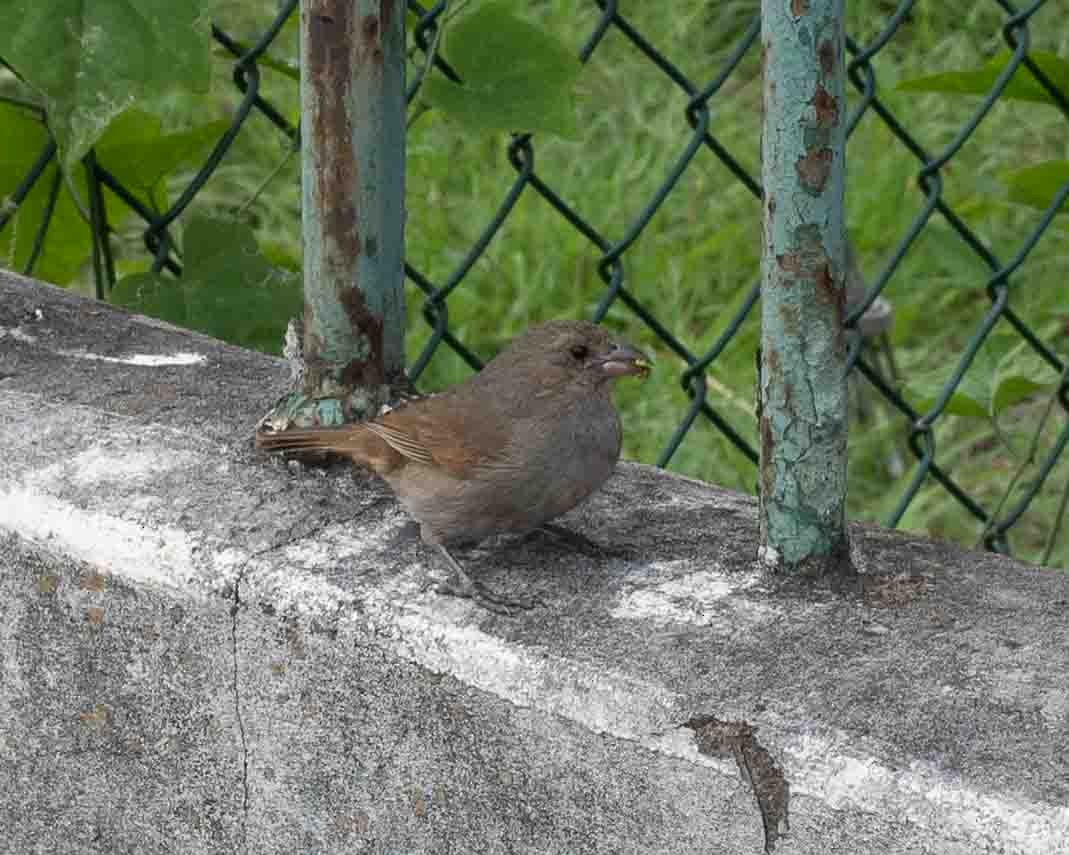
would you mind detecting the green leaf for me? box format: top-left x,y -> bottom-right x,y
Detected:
210,41 -> 299,81
905,335 -> 1059,419
907,368 -> 990,419
260,238 -> 302,273
422,2 -> 582,138
95,108 -> 229,210
109,270 -> 189,321
0,102 -> 93,284
991,373 -> 1054,414
906,339 -> 1005,419
0,0 -> 212,168
254,51 -> 300,82
0,102 -> 224,285
109,215 -> 302,354
1001,160 -> 1069,215
898,50 -> 1069,106
918,223 -> 994,287
991,344 -> 1061,414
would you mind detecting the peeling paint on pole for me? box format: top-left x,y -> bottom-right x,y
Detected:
759,0 -> 853,577
299,0 -> 406,419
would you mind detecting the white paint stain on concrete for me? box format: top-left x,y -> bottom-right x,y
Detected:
0,326 -> 38,344
0,324 -> 204,366
786,730 -> 1069,855
611,564 -> 778,628
77,351 -> 206,366
384,600 -> 686,739
32,446 -> 201,488
1,436 -> 239,593
0,486 -> 207,591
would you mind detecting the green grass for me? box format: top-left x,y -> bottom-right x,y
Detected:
123,1 -> 1069,568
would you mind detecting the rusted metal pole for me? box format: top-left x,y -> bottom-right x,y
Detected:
758,0 -> 853,577
297,0 -> 406,424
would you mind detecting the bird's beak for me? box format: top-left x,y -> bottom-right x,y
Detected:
598,342 -> 652,378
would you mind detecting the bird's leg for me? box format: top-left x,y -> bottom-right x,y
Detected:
433,542 -> 478,596
430,542 -> 541,616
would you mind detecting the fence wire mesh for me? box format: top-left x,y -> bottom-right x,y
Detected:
1,0 -> 1067,565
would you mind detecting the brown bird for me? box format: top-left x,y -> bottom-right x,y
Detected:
257,320 -> 650,612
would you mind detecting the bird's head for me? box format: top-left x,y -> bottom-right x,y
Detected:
484,320 -> 651,392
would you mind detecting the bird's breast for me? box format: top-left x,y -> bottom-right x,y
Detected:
391,389 -> 623,546
511,391 -> 621,496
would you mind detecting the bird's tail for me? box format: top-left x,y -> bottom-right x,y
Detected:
256,425 -> 353,453
256,424 -> 397,474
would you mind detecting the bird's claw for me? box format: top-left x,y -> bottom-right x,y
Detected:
434,577 -> 542,616
431,541 -> 543,614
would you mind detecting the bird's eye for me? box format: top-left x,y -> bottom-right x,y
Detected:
570,344 -> 589,360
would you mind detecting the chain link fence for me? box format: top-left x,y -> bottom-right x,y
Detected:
1,0 -> 1067,564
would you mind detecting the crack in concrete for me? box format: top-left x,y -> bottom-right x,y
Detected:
223,504 -> 381,852
686,714 -> 790,854
229,568 -> 250,854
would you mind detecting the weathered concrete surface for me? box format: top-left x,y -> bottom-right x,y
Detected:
1,269 -> 1067,854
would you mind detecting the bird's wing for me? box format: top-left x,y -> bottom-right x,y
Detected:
368,394 -> 512,478
363,420 -> 436,466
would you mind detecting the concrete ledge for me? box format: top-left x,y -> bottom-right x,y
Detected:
2,269 -> 1067,854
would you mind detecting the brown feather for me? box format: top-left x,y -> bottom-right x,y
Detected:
257,320 -> 648,551
370,396 -> 510,478
256,424 -> 403,475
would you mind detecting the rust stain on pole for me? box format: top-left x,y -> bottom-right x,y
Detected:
760,0 -> 852,577
794,147 -> 833,194
306,3 -> 360,266
297,0 -> 406,419
339,287 -> 384,388
818,39 -> 836,76
810,84 -> 838,127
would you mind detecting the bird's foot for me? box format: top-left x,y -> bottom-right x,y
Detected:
434,576 -> 542,616
430,541 -> 542,615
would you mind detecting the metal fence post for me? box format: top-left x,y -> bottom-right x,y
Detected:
296,0 -> 407,423
758,0 -> 853,577
1,3 -> 1064,565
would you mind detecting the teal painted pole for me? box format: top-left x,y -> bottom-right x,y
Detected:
758,0 -> 853,577
296,0 -> 406,423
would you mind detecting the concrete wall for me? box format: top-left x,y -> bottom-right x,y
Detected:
1,269 -> 1066,854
